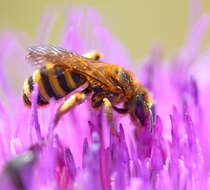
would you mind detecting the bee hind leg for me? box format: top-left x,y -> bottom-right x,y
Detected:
103,98 -> 119,137
83,51 -> 103,60
54,88 -> 91,125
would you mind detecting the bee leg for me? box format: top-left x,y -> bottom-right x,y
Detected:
102,98 -> 119,136
54,88 -> 91,125
113,106 -> 128,114
83,51 -> 103,61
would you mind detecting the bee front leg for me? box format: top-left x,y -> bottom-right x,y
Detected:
54,88 -> 91,125
102,98 -> 119,136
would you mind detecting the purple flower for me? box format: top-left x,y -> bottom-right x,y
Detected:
0,3 -> 210,190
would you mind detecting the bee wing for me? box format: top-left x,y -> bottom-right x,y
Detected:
27,45 -> 120,92
26,45 -> 76,66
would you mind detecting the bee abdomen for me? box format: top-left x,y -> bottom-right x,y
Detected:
54,67 -> 86,95
40,65 -> 87,99
23,64 -> 87,106
22,76 -> 49,106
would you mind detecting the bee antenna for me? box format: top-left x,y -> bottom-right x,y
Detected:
149,108 -> 154,132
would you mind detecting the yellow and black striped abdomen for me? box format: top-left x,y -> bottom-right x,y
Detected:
23,64 -> 86,106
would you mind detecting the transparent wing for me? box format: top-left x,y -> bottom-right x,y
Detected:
26,45 -> 121,92
26,45 -> 77,66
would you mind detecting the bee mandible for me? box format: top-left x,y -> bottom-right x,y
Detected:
23,45 -> 154,134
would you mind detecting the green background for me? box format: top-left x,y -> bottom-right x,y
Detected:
0,0 -> 209,59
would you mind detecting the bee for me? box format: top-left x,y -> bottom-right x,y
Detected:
23,45 -> 154,134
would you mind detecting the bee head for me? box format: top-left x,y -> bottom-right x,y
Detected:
131,91 -> 154,131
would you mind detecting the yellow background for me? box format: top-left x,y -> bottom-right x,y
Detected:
0,0 -> 209,59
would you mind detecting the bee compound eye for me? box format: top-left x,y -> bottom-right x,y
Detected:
135,100 -> 146,126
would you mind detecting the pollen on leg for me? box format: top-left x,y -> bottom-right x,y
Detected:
54,91 -> 88,125
83,51 -> 103,60
103,98 -> 119,137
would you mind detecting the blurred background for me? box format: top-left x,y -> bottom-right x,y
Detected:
0,0 -> 209,59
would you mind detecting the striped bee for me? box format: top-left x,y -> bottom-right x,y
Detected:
23,45 -> 153,134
